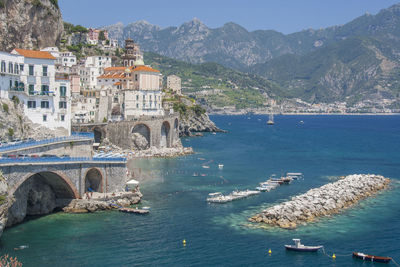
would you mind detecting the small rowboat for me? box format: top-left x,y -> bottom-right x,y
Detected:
284,239 -> 323,252
352,252 -> 392,263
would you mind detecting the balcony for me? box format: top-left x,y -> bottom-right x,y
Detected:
9,87 -> 25,92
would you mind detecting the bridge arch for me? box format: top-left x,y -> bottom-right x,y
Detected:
84,168 -> 103,193
161,121 -> 171,148
131,123 -> 151,149
10,170 -> 79,199
7,170 -> 79,227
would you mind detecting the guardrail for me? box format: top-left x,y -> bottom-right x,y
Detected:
0,157 -> 126,164
0,134 -> 94,153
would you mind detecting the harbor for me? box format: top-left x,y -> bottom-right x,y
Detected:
2,115 -> 400,266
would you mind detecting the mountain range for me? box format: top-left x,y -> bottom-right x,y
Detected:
104,4 -> 400,104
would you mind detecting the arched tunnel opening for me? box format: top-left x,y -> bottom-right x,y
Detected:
93,128 -> 103,144
85,168 -> 103,193
7,172 -> 77,227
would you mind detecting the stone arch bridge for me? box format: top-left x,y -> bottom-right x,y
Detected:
1,160 -> 126,198
72,115 -> 179,150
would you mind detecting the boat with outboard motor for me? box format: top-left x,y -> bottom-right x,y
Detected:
284,239 -> 323,252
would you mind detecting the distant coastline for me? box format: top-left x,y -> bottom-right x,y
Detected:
209,111 -> 400,116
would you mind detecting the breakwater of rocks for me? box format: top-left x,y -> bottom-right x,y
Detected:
249,174 -> 390,229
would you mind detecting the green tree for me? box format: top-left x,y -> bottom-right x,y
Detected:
99,30 -> 106,41
8,128 -> 14,137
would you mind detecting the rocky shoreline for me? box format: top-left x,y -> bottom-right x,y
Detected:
249,174 -> 390,229
63,190 -> 143,213
179,112 -> 225,137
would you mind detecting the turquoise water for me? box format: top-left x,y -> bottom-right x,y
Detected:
1,115 -> 400,266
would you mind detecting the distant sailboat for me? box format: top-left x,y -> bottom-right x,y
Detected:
267,101 -> 275,125
267,113 -> 274,125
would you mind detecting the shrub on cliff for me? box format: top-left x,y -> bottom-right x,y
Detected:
173,102 -> 187,116
190,105 -> 206,116
2,103 -> 8,114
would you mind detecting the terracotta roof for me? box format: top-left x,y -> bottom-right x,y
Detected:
98,73 -> 126,79
13,48 -> 56,60
104,66 -> 126,71
114,82 -> 121,86
132,65 -> 160,73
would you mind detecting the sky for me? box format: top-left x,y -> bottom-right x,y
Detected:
59,0 -> 400,34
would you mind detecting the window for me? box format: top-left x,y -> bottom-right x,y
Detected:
14,63 -> 19,74
42,66 -> 48,77
136,95 -> 139,101
27,101 -> 36,109
8,62 -> 13,74
41,101 -> 49,109
41,85 -> 49,95
59,101 -> 67,109
60,115 -> 65,121
20,64 -> 24,72
136,103 -> 139,108
43,115 -> 47,122
9,80 -> 12,89
29,84 -> 34,95
29,65 -> 34,76
60,86 -> 66,97
1,61 -> 5,72
135,74 -> 138,81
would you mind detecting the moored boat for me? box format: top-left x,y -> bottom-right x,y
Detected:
284,239 -> 323,252
352,252 -> 392,263
119,207 -> 150,214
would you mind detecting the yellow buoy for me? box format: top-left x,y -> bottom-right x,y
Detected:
183,239 -> 186,245
332,254 -> 336,259
268,249 -> 272,254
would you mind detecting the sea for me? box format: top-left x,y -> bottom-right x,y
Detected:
1,115 -> 400,266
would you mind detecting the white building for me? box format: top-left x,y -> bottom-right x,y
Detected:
7,48 -> 71,134
79,56 -> 111,90
0,51 -> 24,99
123,65 -> 164,118
167,75 -> 182,95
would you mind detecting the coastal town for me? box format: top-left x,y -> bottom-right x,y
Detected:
0,0 -> 400,265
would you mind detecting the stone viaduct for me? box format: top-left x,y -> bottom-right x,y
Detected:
1,159 -> 127,200
72,115 -> 180,150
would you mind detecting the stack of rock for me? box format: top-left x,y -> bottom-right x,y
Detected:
249,174 -> 390,229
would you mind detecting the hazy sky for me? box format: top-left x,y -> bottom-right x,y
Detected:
59,0 -> 400,34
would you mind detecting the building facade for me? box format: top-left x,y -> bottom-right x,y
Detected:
167,75 -> 182,95
6,49 -> 71,134
0,51 -> 23,99
79,56 -> 111,90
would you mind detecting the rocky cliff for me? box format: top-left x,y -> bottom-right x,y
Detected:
0,172 -> 12,237
0,99 -> 62,141
179,111 -> 224,137
0,0 -> 63,51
